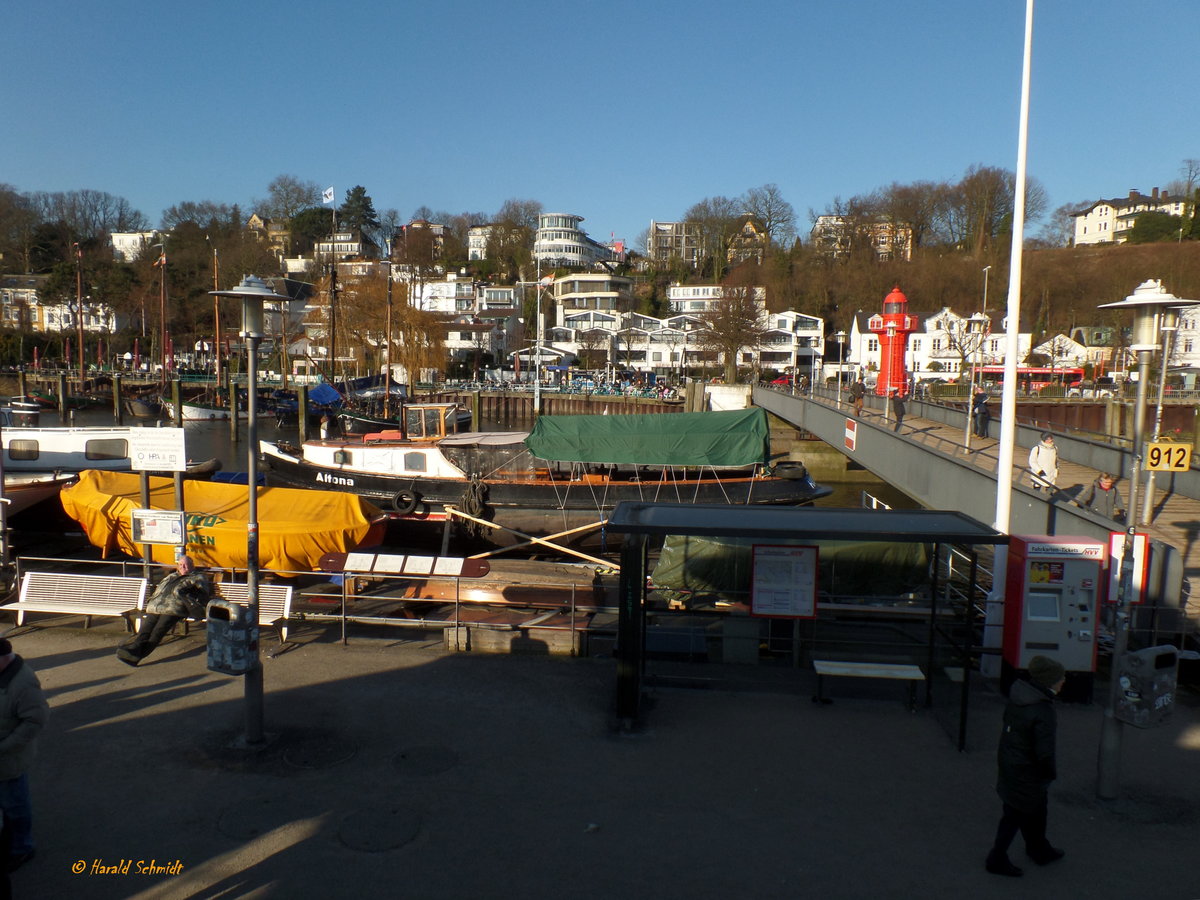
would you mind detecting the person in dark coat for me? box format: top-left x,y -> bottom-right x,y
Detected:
986,655 -> 1066,877
0,637 -> 48,874
972,391 -> 991,438
116,555 -> 212,666
849,378 -> 866,416
1079,472 -> 1124,521
890,389 -> 906,433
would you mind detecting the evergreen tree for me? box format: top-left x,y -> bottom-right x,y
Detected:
339,186 -> 380,233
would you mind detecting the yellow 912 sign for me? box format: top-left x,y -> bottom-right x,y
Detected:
1145,442 -> 1193,472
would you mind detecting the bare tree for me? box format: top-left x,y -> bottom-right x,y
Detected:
257,175 -> 322,220
875,181 -> 949,250
939,165 -> 1048,257
1039,201 -> 1086,247
742,183 -> 796,247
683,195 -> 741,278
696,270 -> 769,383
161,200 -> 237,231
495,198 -> 543,231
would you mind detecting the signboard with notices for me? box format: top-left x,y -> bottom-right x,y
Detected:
131,509 -> 186,546
750,544 -> 818,618
130,427 -> 187,472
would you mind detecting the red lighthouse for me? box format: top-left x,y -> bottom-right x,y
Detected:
867,286 -> 920,396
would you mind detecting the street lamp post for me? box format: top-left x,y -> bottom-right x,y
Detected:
209,275 -> 292,748
1141,307 -> 1180,524
961,313 -> 990,450
1095,278 -> 1187,799
834,330 -> 847,407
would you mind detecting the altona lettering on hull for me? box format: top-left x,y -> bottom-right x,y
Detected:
316,472 -> 356,487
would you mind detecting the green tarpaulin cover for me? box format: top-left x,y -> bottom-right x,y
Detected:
523,408 -> 770,468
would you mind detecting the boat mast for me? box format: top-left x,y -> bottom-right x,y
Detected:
384,243 -> 393,420
73,242 -> 85,398
152,239 -> 168,387
211,242 -> 222,397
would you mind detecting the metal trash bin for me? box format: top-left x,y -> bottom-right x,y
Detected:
206,598 -> 259,676
1114,645 -> 1179,728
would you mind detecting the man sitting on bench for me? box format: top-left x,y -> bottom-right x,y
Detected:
116,555 -> 212,667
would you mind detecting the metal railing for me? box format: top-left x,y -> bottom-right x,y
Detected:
8,555 -> 615,653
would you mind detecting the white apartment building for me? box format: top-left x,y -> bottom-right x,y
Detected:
409,272 -> 479,314
552,272 -> 635,324
110,231 -> 158,262
847,307 -> 1031,381
467,225 -> 491,261
533,213 -> 614,268
1072,188 -> 1190,245
666,283 -> 767,313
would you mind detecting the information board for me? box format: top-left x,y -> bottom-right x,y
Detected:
750,544 -> 818,618
131,509 -> 186,546
130,427 -> 187,472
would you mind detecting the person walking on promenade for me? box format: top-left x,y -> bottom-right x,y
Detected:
1079,472 -> 1124,521
0,637 -> 49,873
849,378 -> 865,416
1028,433 -> 1058,490
986,655 -> 1066,877
116,555 -> 212,666
972,391 -> 991,438
890,389 -> 906,433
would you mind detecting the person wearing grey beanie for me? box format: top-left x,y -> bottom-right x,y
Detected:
986,656 -> 1066,877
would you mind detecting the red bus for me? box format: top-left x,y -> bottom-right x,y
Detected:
972,365 -> 1085,393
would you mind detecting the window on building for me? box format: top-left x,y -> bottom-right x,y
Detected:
868,339 -> 878,352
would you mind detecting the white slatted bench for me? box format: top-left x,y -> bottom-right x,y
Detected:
211,582 -> 295,645
812,660 -> 926,711
4,572 -> 149,632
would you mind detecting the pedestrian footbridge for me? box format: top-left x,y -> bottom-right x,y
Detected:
754,385 -> 1196,621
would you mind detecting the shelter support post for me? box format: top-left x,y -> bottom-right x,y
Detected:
616,533 -> 647,726
958,549 -> 979,753
925,543 -> 940,709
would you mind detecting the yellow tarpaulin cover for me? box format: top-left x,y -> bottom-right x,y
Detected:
60,470 -> 386,574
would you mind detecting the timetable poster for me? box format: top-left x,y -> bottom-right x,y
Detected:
750,544 -> 819,618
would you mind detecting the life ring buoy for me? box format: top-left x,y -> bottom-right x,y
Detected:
392,490 -> 420,515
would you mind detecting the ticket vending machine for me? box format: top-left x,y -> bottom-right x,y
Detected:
1003,535 -> 1107,702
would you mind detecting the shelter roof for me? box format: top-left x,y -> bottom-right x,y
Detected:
607,502 -> 1007,545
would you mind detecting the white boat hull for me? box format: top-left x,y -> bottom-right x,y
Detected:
162,400 -> 246,422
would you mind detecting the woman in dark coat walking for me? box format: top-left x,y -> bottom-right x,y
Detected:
986,655 -> 1066,877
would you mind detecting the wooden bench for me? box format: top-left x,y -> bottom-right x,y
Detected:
211,582 -> 295,645
4,572 -> 149,632
812,659 -> 926,711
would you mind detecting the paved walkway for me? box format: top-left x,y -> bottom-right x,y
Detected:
8,623 -> 1200,899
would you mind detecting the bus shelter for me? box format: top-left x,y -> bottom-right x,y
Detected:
606,502 -> 1009,748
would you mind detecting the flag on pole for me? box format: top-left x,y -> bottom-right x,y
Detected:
322,186 -> 335,205
153,252 -> 166,267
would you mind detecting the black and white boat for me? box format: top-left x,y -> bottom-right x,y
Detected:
260,405 -> 831,544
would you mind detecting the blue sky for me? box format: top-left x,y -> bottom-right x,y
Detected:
4,1 -> 1197,249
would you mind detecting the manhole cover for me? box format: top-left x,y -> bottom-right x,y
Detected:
338,806 -> 422,852
392,745 -> 459,776
283,738 -> 359,770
